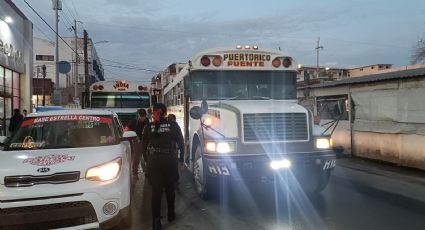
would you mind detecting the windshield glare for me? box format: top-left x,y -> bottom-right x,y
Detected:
5,115 -> 117,150
189,71 -> 297,100
91,92 -> 150,108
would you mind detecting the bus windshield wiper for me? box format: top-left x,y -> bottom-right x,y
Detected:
252,96 -> 271,100
224,96 -> 240,101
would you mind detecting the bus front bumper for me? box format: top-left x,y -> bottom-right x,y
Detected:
203,151 -> 335,183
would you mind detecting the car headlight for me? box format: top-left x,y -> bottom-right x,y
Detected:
86,158 -> 122,181
315,137 -> 332,150
204,140 -> 236,154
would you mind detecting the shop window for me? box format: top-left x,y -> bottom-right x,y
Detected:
13,72 -> 20,109
36,55 -> 55,61
5,69 -> 12,95
0,66 -> 4,92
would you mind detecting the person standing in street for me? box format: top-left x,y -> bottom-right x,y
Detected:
126,108 -> 150,179
9,109 -> 23,137
22,109 -> 28,117
141,103 -> 184,230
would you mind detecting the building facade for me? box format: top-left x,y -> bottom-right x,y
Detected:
0,0 -> 33,135
151,63 -> 185,104
33,36 -> 104,105
348,64 -> 392,78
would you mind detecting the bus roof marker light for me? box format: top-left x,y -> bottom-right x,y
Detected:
253,46 -> 259,50
93,85 -> 99,90
282,57 -> 292,68
272,58 -> 281,68
236,45 -> 242,49
212,56 -> 222,67
200,56 -> 211,67
245,45 -> 250,49
98,85 -> 104,90
4,16 -> 13,24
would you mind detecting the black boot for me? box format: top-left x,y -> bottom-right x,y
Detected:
153,218 -> 162,230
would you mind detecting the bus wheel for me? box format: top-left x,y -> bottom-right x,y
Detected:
314,170 -> 331,193
193,145 -> 210,199
303,170 -> 331,195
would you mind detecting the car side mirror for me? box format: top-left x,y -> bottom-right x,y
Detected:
121,131 -> 137,141
189,106 -> 202,120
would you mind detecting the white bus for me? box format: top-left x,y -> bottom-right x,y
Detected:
163,45 -> 336,198
89,80 -> 152,125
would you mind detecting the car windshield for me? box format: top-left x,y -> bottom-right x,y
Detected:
190,71 -> 297,100
91,92 -> 150,108
4,115 -> 117,150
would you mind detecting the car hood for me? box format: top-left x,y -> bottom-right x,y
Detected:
0,144 -> 124,185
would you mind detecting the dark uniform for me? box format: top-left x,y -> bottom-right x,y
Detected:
141,107 -> 184,229
127,109 -> 149,178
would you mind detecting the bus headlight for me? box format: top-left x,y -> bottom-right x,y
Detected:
86,158 -> 122,181
315,137 -> 332,150
205,141 -> 236,154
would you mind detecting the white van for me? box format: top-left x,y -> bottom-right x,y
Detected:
0,110 -> 136,229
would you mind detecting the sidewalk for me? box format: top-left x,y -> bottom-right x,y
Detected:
337,156 -> 425,186
335,156 -> 425,204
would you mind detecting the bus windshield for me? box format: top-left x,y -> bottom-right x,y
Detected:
91,92 -> 150,108
189,71 -> 297,100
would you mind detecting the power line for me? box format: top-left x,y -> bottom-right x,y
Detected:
103,68 -> 153,83
62,0 -> 77,20
59,11 -> 73,29
101,58 -> 159,72
23,0 -> 83,60
102,64 -> 158,73
70,0 -> 81,21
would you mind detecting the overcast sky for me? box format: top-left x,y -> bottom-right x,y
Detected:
12,0 -> 425,83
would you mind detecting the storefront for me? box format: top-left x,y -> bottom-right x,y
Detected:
0,0 -> 33,135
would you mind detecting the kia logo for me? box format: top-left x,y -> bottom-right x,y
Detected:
37,167 -> 50,173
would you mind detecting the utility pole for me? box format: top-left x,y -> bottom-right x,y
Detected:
73,20 -> 78,98
53,0 -> 62,104
42,65 -> 46,106
84,30 -> 89,93
316,37 -> 324,79
36,66 -> 40,107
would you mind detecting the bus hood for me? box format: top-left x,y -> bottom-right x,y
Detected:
218,100 -> 308,114
0,145 -> 124,185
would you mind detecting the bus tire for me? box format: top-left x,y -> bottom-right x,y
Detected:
192,145 -> 212,199
315,170 -> 331,193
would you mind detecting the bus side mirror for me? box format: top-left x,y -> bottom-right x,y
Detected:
189,106 -> 202,120
201,99 -> 208,115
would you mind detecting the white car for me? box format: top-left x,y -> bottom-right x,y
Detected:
0,110 -> 136,229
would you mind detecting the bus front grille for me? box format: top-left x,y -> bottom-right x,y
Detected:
243,113 -> 308,142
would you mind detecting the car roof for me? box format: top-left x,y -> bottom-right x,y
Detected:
27,109 -> 116,118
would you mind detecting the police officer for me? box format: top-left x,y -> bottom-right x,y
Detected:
141,103 -> 184,230
126,109 -> 150,179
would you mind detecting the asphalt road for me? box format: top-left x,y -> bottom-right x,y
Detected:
120,159 -> 425,230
